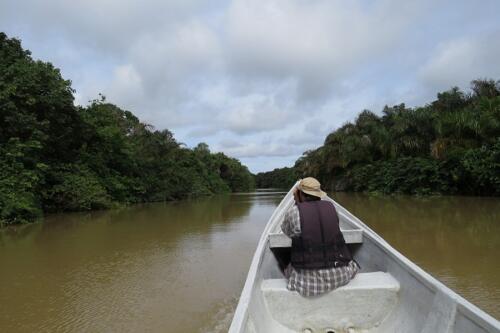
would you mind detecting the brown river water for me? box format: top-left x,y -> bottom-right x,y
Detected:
0,191 -> 499,332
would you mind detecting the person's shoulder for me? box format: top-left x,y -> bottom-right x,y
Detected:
319,199 -> 337,210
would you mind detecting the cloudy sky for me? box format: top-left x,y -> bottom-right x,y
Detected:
2,0 -> 500,172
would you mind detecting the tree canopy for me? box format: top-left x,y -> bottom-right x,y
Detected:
0,32 -> 254,225
255,167 -> 298,189
257,80 -> 500,196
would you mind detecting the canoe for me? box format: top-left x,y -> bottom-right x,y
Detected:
229,182 -> 500,333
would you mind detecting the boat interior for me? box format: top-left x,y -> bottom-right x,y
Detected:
230,187 -> 499,333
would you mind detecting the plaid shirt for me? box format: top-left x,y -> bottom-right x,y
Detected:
281,204 -> 359,297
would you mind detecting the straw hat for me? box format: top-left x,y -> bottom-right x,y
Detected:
298,177 -> 326,198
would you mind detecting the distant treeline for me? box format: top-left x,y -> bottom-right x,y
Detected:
257,80 -> 500,196
0,32 -> 254,225
255,167 -> 299,189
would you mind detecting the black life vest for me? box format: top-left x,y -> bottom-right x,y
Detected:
290,200 -> 352,269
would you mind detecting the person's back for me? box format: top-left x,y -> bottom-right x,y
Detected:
281,177 -> 359,297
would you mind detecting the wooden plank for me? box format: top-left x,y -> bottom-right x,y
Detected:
269,229 -> 363,248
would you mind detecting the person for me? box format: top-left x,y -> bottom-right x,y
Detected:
281,177 -> 359,297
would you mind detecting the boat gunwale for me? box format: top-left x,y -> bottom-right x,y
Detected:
331,198 -> 500,331
229,183 -> 296,332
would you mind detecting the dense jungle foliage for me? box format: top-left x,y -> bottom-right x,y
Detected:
0,33 -> 254,225
257,80 -> 500,196
255,167 -> 299,189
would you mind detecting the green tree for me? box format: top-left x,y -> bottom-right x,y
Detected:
0,32 -> 255,224
262,79 -> 500,196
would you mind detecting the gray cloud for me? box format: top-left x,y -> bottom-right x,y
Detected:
224,0 -> 428,101
419,30 -> 500,92
216,140 -> 304,158
2,0 -> 500,172
0,0 -> 208,53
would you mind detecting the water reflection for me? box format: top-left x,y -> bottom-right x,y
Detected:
0,193 -> 283,332
333,193 -> 500,318
0,191 -> 498,333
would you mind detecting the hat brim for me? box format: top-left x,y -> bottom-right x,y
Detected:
301,189 -> 327,198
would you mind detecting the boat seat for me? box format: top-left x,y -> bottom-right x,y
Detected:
261,272 -> 399,332
268,229 -> 363,248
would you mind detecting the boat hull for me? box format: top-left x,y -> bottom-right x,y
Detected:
229,183 -> 500,332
